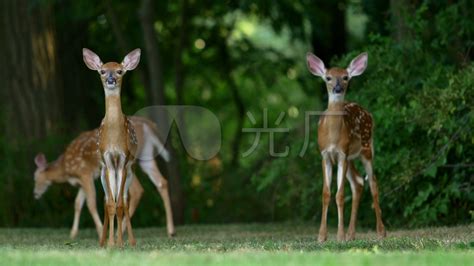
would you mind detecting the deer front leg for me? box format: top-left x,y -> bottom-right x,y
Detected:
99,166 -> 109,247
104,153 -> 117,247
318,157 -> 332,243
106,196 -> 116,247
70,188 -> 86,239
361,156 -> 386,239
335,154 -> 347,242
99,164 -> 109,247
100,198 -> 109,247
115,155 -> 127,247
346,161 -> 363,241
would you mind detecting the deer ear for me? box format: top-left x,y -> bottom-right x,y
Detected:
122,48 -> 141,71
82,48 -> 103,70
34,153 -> 48,169
306,52 -> 326,77
347,52 -> 368,77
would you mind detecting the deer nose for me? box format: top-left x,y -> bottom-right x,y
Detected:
333,84 -> 343,94
106,76 -> 116,85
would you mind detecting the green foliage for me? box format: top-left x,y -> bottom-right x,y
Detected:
1,0 -> 472,229
250,0 -> 473,227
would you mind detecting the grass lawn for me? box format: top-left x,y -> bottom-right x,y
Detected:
0,224 -> 472,265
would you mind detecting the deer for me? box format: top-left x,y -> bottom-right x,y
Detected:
33,116 -> 175,240
82,48 -> 143,247
306,52 -> 386,242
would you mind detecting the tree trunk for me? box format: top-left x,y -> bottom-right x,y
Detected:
174,0 -> 188,107
0,0 -> 61,226
219,32 -> 245,167
175,0 -> 188,111
225,61 -> 245,167
0,0 -> 61,143
310,0 -> 347,62
139,0 -> 185,224
105,1 -> 150,92
139,0 -> 166,106
390,0 -> 412,43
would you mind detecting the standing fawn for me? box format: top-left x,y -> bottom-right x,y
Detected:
306,52 -> 386,242
83,48 -> 141,247
33,117 -> 175,239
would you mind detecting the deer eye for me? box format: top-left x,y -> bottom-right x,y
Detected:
343,76 -> 349,81
116,70 -> 123,75
326,76 -> 332,81
100,70 -> 106,75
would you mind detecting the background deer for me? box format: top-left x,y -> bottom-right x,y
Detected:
83,48 -> 141,247
306,52 -> 386,242
33,117 -> 175,239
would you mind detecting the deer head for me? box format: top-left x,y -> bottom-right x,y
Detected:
307,52 -> 368,102
33,153 -> 52,199
82,48 -> 141,94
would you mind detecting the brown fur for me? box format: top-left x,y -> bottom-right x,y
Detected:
98,96 -> 137,160
92,53 -> 139,248
318,102 -> 373,159
33,117 -> 175,239
98,94 -> 136,247
99,62 -> 125,88
315,64 -> 386,242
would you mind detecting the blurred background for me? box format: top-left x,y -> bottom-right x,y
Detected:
0,0 -> 472,229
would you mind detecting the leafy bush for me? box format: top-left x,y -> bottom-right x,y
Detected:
250,0 -> 473,227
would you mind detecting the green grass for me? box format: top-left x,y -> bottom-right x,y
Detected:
0,224 -> 472,265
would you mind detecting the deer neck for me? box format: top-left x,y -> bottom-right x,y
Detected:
100,91 -> 128,153
104,94 -> 124,124
323,99 -> 346,140
44,155 -> 68,183
327,92 -> 345,108
327,98 -> 345,117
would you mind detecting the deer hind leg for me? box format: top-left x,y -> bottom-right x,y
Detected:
318,157 -> 332,243
124,164 -> 136,246
346,161 -> 364,241
124,197 -> 136,246
361,152 -> 386,239
335,154 -> 347,242
121,175 -> 143,234
139,160 -> 176,237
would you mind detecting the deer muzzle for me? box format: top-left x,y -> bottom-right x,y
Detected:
333,84 -> 343,94
106,75 -> 116,88
333,80 -> 343,94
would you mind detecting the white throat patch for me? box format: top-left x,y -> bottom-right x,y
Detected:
104,88 -> 120,96
329,93 -> 344,103
106,83 -> 116,89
